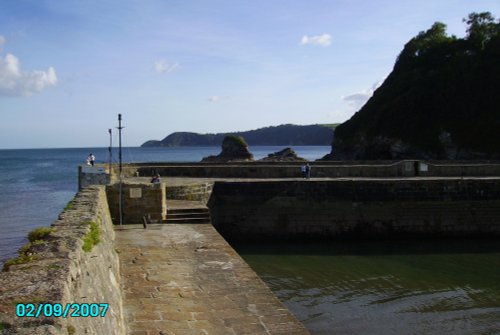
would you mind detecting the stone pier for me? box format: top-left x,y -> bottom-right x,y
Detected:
115,219 -> 309,335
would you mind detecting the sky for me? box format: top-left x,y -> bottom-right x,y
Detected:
1,0 -> 499,149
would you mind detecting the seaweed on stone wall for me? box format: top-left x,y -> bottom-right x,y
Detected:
82,221 -> 101,252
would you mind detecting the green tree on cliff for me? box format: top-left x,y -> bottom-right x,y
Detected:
464,12 -> 500,49
332,12 -> 500,159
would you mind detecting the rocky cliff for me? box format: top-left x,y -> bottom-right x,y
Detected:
324,12 -> 500,160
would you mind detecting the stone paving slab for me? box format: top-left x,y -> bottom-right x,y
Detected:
115,224 -> 309,335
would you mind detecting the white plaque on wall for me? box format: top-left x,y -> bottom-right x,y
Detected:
129,188 -> 142,198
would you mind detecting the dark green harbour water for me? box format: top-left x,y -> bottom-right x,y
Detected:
234,239 -> 500,335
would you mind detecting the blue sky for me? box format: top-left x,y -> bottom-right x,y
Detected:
1,0 -> 499,148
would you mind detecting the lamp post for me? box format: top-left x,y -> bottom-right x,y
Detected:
108,128 -> 112,178
118,114 -> 123,177
117,114 -> 124,227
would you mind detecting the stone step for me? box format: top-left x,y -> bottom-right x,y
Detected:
164,217 -> 211,224
167,212 -> 210,219
165,205 -> 211,224
167,207 -> 210,214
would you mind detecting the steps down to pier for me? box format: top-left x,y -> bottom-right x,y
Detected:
164,200 -> 211,224
165,207 -> 211,224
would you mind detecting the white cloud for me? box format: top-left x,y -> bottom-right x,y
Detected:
300,34 -> 332,47
0,53 -> 58,97
208,96 -> 220,103
342,81 -> 383,110
154,60 -> 179,74
0,35 -> 5,52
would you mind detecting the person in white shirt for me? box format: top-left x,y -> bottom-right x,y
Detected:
87,153 -> 96,166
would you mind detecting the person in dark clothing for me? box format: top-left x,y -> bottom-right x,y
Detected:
305,163 -> 311,179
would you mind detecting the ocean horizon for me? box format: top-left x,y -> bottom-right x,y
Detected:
0,145 -> 331,266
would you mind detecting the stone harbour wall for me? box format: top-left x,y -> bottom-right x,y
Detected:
78,165 -> 110,190
113,160 -> 500,179
0,186 -> 125,335
126,162 -> 404,178
208,179 -> 500,240
165,182 -> 214,203
106,182 -> 166,224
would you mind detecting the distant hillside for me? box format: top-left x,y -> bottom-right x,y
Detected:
327,12 -> 500,160
141,124 -> 337,147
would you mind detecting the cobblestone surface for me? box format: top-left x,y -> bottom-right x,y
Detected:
115,223 -> 309,335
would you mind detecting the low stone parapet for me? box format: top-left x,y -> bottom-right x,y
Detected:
112,160 -> 500,179
0,186 -> 125,334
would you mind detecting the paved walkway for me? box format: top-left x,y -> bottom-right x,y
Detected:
115,223 -> 309,335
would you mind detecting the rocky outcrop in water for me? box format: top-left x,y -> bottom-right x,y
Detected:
201,135 -> 254,162
259,147 -> 307,162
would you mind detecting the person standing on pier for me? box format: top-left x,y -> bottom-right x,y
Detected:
301,164 -> 307,179
87,153 -> 96,166
150,173 -> 161,183
305,163 -> 311,179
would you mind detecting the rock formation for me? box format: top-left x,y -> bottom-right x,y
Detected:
259,147 -> 307,162
201,135 -> 254,162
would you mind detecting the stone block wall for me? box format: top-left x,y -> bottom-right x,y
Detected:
133,162 -> 404,178
114,160 -> 500,179
106,182 -> 166,224
165,182 -> 214,203
426,162 -> 500,177
78,165 -> 110,190
208,179 -> 500,240
0,186 -> 125,334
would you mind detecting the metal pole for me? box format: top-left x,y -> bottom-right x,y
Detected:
118,115 -> 123,177
118,114 -> 124,227
108,128 -> 112,178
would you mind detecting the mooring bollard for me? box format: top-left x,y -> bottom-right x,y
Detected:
142,214 -> 150,229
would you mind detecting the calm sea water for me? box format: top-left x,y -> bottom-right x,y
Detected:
0,146 -> 329,265
235,241 -> 500,335
1,146 -> 499,334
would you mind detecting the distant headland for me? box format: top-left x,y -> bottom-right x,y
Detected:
141,123 -> 337,147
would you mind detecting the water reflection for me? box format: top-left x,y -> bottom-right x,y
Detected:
234,239 -> 500,335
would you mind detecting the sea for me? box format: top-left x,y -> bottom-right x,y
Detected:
1,146 -> 499,334
0,146 -> 329,265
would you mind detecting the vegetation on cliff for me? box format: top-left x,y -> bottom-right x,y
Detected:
142,124 -> 337,147
82,221 -> 101,252
329,12 -> 500,160
3,227 -> 55,271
